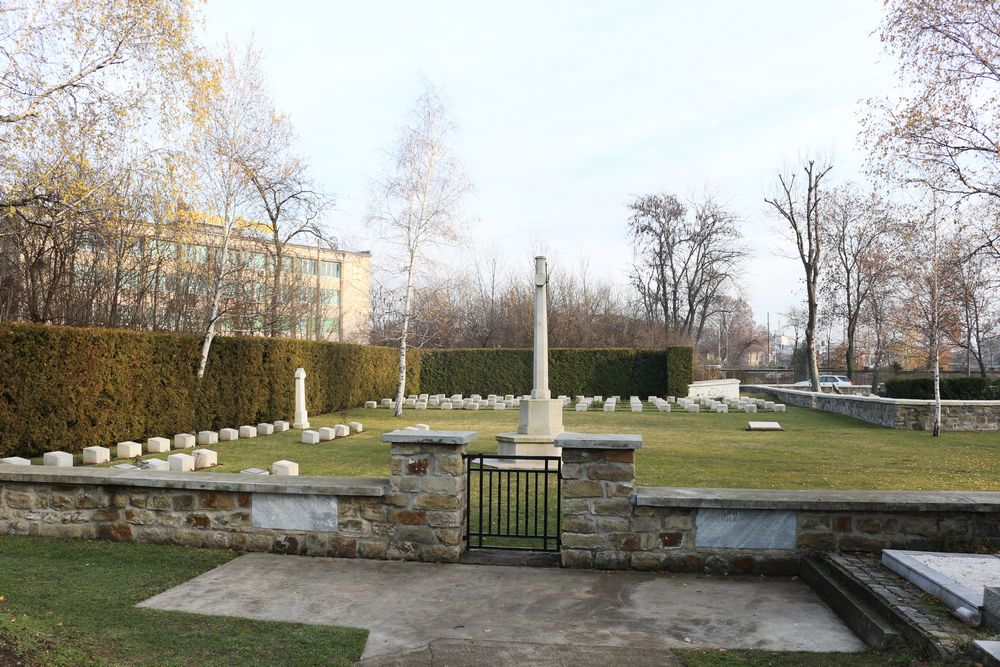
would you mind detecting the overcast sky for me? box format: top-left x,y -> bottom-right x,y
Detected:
202,0 -> 898,334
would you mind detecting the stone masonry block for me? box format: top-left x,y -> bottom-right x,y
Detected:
586,463 -> 635,482
563,480 -> 604,497
83,446 -> 110,465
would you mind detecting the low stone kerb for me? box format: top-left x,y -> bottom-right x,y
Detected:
554,433 -> 642,450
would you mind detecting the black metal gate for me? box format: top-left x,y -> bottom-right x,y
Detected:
463,454 -> 561,552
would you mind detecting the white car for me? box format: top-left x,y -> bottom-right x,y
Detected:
793,375 -> 852,387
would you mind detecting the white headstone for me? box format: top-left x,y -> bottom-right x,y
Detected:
117,441 -> 142,459
148,437 -> 171,453
219,428 -> 239,442
83,446 -> 110,465
239,425 -> 258,439
272,460 -> 299,476
301,430 -> 320,444
167,453 -> 194,472
193,449 -> 218,469
294,367 -> 310,429
174,433 -> 195,449
197,431 -> 218,446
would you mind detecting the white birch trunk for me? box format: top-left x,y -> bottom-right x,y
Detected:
197,211 -> 234,380
394,255 -> 415,417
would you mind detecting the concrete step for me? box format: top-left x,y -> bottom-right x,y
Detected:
801,556 -> 902,650
460,549 -> 560,568
974,640 -> 1000,667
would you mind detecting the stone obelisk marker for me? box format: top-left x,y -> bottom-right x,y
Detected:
496,256 -> 564,460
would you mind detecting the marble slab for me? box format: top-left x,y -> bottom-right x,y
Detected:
251,493 -> 338,532
695,508 -> 796,549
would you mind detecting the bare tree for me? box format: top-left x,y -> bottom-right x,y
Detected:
765,159 -> 834,392
822,185 -> 900,380
368,83 -> 473,416
627,191 -> 745,344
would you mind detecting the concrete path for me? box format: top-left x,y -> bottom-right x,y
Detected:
138,553 -> 864,661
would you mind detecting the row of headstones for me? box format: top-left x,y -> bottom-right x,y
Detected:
0,421 -> 300,476
366,394 -> 526,411
300,422 -> 363,444
574,395 -> 652,412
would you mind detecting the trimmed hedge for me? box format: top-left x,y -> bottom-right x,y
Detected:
418,347 -> 693,399
665,346 -> 694,398
884,376 -> 1000,400
0,323 -> 416,458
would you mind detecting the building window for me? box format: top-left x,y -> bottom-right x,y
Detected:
299,286 -> 315,304
320,260 -> 340,278
322,318 -> 340,335
248,252 -> 266,271
281,256 -> 293,273
297,318 -> 311,336
321,288 -> 340,306
184,244 -> 207,263
300,259 -> 317,276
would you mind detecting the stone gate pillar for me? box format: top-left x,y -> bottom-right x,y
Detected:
554,432 -> 642,569
382,429 -> 474,562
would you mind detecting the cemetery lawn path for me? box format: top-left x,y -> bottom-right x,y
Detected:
0,536 -> 367,666
88,403 -> 1000,491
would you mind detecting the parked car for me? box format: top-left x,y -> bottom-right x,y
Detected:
793,375 -> 852,388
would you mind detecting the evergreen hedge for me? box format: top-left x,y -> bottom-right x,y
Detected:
884,376 -> 1000,400
418,347 -> 692,399
0,323 -> 415,458
665,346 -> 695,397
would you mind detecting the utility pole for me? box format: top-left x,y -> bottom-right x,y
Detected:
766,312 -> 771,365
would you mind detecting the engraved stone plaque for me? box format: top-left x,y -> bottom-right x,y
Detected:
251,493 -> 338,532
694,508 -> 795,549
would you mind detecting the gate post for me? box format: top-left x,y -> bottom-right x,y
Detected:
554,433 -> 642,570
381,429 -> 475,563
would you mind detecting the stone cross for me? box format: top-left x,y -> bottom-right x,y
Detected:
532,256 -> 550,400
293,367 -> 310,429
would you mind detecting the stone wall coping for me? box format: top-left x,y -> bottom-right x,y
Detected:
380,430 -> 478,445
554,433 -> 642,450
0,465 -> 389,497
744,384 -> 1000,406
689,378 -> 741,386
635,486 -> 1000,512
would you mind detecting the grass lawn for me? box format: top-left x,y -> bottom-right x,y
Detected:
69,401 -> 1000,491
0,536 -> 367,666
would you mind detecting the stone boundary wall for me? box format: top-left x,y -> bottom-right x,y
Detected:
557,434 -> 1000,575
0,430 -> 472,562
746,384 -> 1000,431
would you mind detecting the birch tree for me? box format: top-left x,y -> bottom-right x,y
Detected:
190,44 -> 260,379
368,84 -> 472,416
765,159 -> 833,392
866,0 -> 1000,203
